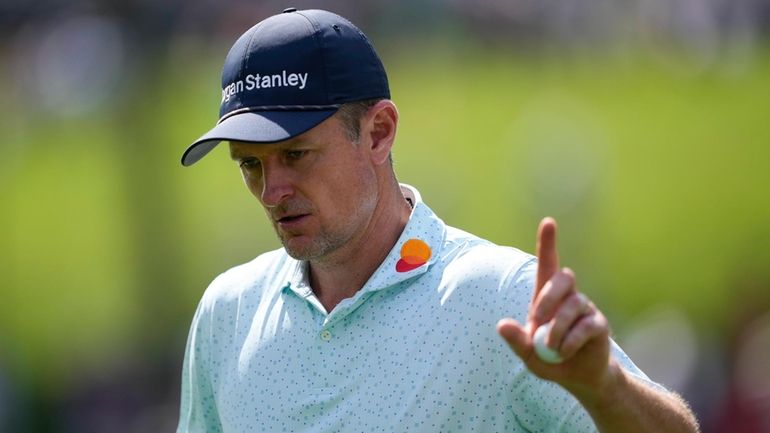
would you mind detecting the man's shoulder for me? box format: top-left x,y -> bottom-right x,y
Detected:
443,225 -> 536,278
438,227 -> 537,298
425,224 -> 538,320
200,248 -> 295,306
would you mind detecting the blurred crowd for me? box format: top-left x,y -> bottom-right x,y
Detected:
3,0 -> 770,120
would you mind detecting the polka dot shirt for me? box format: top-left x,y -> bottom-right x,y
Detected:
177,185 -> 660,433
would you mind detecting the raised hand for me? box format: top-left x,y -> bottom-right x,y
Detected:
497,217 -> 614,394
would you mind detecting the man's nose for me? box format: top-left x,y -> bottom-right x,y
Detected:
259,161 -> 295,207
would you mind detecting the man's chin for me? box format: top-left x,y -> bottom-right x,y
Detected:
281,237 -> 321,261
280,234 -> 341,261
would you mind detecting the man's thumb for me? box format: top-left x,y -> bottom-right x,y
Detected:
497,318 -> 532,360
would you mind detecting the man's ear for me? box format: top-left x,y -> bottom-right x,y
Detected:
363,100 -> 398,166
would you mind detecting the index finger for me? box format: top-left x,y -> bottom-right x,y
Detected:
535,217 -> 559,297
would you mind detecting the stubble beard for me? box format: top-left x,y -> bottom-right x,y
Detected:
278,225 -> 346,261
275,195 -> 377,262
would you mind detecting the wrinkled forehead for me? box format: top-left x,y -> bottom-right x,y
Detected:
229,140 -> 296,159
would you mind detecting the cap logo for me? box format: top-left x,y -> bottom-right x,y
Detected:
396,239 -> 432,273
222,70 -> 309,103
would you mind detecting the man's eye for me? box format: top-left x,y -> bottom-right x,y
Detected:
239,158 -> 260,169
286,150 -> 306,160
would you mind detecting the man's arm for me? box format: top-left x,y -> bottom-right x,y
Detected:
177,301 -> 223,433
497,218 -> 700,433
571,360 -> 699,433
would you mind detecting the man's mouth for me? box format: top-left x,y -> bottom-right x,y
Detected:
276,213 -> 310,228
278,214 -> 307,223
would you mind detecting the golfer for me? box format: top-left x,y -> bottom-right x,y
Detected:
177,8 -> 699,432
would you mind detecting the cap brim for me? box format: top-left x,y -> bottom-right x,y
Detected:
181,109 -> 338,166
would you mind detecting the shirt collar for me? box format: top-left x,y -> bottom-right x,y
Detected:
282,183 -> 445,299
358,184 -> 444,294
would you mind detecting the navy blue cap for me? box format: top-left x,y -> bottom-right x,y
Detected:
181,8 -> 390,166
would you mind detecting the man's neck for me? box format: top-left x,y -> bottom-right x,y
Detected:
308,182 -> 412,313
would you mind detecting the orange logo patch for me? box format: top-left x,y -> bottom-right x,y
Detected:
396,239 -> 432,272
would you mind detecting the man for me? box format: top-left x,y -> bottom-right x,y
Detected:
177,8 -> 700,432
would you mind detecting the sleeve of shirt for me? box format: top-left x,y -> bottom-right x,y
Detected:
499,257 -> 668,433
176,297 -> 223,433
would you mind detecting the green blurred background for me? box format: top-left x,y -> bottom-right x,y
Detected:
2,1 -> 770,432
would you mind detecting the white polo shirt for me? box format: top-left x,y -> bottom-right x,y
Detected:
177,185 -> 659,433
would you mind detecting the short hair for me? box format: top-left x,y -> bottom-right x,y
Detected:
335,98 -> 383,143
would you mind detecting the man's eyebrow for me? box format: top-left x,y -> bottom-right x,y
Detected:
229,145 -> 256,160
229,138 -> 307,160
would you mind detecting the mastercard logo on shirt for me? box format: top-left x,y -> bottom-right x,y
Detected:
396,239 -> 432,272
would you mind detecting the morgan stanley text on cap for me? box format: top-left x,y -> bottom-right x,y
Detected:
180,8 -> 390,166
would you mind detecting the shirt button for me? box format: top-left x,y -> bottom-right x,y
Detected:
320,330 -> 332,342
